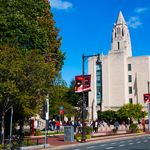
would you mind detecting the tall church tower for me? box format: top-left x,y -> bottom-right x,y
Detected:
103,11 -> 132,109
110,11 -> 132,57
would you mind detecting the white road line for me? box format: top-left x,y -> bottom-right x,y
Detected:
74,149 -> 80,150
129,143 -> 134,145
101,144 -> 107,146
144,140 -> 148,142
110,142 -> 116,145
128,140 -> 132,142
136,141 -> 141,143
147,137 -> 150,139
105,147 -> 114,149
87,146 -> 95,149
119,144 -> 125,147
120,141 -> 125,143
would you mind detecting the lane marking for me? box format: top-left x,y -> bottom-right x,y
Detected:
144,140 -> 148,142
105,147 -> 114,149
120,141 -> 125,143
135,138 -> 139,140
136,141 -> 141,143
119,144 -> 125,147
110,142 -> 116,145
128,140 -> 132,142
87,146 -> 95,149
129,143 -> 133,145
101,144 -> 107,146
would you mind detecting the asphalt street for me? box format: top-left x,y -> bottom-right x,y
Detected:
61,135 -> 150,150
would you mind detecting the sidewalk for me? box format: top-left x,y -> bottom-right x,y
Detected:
20,131 -> 150,150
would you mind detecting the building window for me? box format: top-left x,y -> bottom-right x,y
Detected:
129,87 -> 132,94
96,63 -> 102,105
128,64 -> 132,71
129,98 -> 133,104
117,27 -> 121,34
128,75 -> 132,82
118,42 -> 120,50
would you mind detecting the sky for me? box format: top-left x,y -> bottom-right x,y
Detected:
49,0 -> 150,86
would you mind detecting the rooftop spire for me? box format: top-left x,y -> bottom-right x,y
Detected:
116,11 -> 126,25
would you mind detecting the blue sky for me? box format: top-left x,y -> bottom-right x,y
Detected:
49,0 -> 150,86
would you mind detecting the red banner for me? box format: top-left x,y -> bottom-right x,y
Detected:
144,93 -> 150,103
75,75 -> 91,93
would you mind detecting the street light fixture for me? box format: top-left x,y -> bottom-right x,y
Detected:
81,53 -> 101,142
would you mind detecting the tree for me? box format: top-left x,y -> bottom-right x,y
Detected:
97,110 -> 118,123
65,79 -> 82,106
117,104 -> 147,122
0,45 -> 58,142
0,0 -> 65,142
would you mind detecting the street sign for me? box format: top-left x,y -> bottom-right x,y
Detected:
144,93 -> 150,103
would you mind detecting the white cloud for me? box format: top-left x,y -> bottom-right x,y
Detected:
127,16 -> 142,29
134,7 -> 149,13
49,0 -> 72,10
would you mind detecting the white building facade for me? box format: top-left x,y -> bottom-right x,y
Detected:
88,11 -> 150,121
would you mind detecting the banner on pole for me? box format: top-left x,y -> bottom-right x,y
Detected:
144,93 -> 150,103
75,75 -> 91,93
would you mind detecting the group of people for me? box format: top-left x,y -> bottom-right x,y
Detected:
48,119 -> 147,134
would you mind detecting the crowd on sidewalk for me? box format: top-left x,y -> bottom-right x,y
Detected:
47,119 -> 148,134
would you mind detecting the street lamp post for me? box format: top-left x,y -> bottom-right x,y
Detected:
81,53 -> 101,142
147,81 -> 150,131
44,94 -> 49,147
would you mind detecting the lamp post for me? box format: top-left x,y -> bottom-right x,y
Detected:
147,81 -> 150,131
44,94 -> 49,147
81,53 -> 101,142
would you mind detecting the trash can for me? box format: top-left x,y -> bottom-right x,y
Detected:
64,126 -> 74,142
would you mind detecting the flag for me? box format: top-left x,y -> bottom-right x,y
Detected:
75,75 -> 91,93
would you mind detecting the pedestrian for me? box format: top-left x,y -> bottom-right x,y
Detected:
141,119 -> 145,132
55,120 -> 60,133
114,121 -> 119,131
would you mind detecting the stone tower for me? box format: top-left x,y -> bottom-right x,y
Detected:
110,11 -> 132,57
105,11 -> 132,109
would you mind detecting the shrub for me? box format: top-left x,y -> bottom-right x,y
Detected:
84,126 -> 93,134
34,130 -> 42,136
74,133 -> 82,142
129,123 -> 139,133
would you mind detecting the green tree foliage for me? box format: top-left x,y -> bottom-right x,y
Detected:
117,104 -> 147,121
47,75 -> 76,118
0,45 -> 57,120
65,79 -> 82,106
0,0 -> 65,138
98,110 -> 118,123
0,0 -> 64,71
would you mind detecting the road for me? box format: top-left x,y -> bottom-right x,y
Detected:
61,135 -> 150,150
